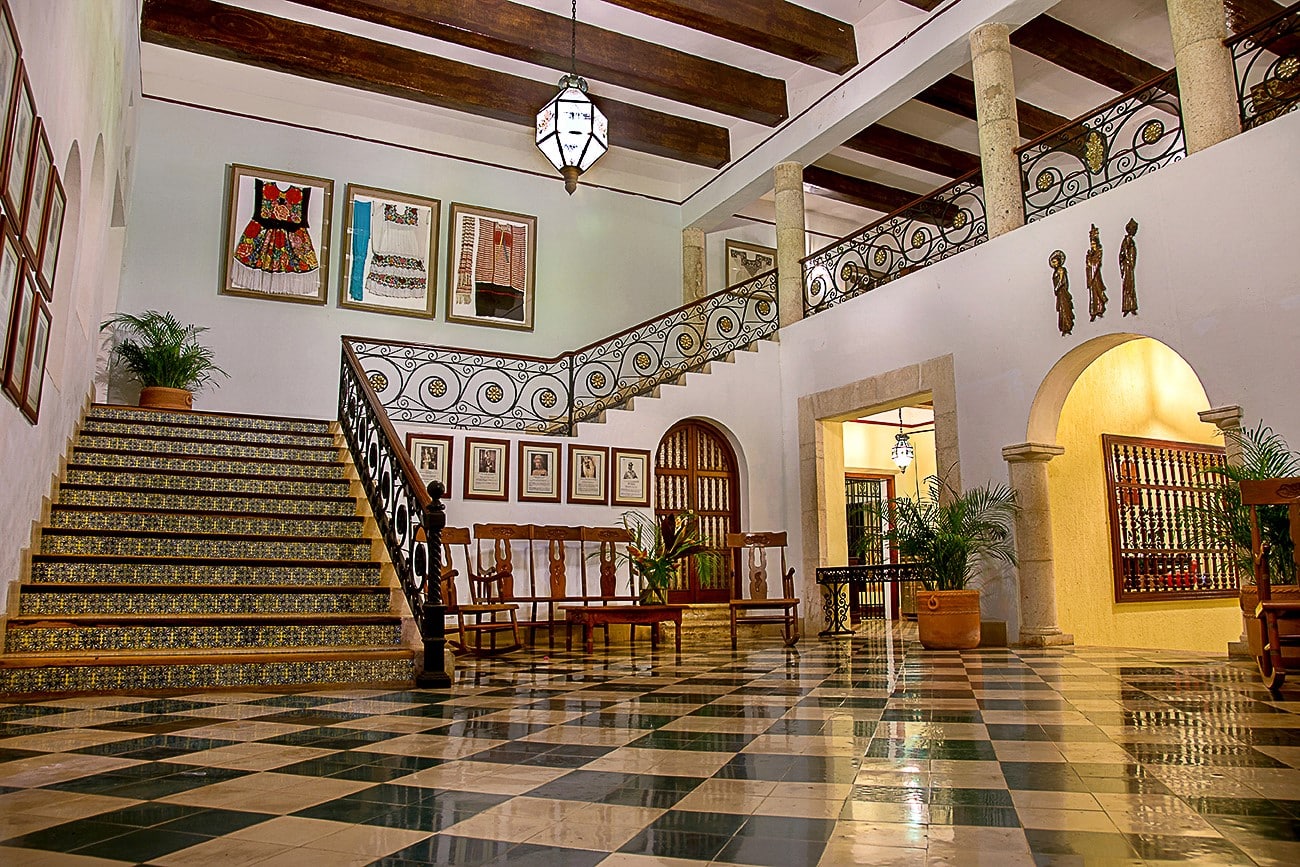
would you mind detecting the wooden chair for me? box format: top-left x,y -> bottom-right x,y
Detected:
578,526 -> 638,647
529,525 -> 582,648
441,524 -> 522,656
1243,478 -> 1300,691
727,532 -> 800,649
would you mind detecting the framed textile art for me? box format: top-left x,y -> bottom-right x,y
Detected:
0,221 -> 19,386
406,432 -> 452,495
37,168 -> 64,292
2,261 -> 31,402
518,440 -> 562,503
446,203 -> 536,331
725,240 -> 776,288
611,447 -> 652,508
21,118 -> 49,260
20,285 -> 48,421
339,184 -> 440,319
221,164 -> 333,305
2,69 -> 33,221
464,437 -> 510,501
567,444 -> 609,505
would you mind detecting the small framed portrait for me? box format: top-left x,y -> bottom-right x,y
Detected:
446,202 -> 537,331
221,163 -> 334,305
3,263 -> 33,402
464,437 -> 510,501
339,184 -> 440,319
1,69 -> 33,220
725,240 -> 776,288
0,5 -> 18,139
612,448 -> 652,508
0,221 -> 20,385
37,169 -> 65,293
21,119 -> 50,259
406,432 -> 452,495
20,288 -> 49,422
567,444 -> 609,505
518,440 -> 562,503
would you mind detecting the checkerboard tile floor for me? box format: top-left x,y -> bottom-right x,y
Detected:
2,623 -> 1299,865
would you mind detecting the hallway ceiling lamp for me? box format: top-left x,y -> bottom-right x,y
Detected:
536,0 -> 608,195
891,409 -> 915,471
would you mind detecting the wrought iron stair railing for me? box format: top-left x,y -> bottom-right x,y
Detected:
1229,0 -> 1300,130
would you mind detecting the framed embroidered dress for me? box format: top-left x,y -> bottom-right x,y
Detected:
221,164 -> 333,305
339,184 -> 439,319
446,203 -> 536,331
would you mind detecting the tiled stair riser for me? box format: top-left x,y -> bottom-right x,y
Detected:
56,487 -> 357,515
76,434 -> 339,463
81,420 -> 336,447
64,469 -> 350,496
47,510 -> 364,538
27,560 -> 382,587
39,532 -> 371,561
5,623 -> 403,654
19,590 -> 391,616
0,657 -> 413,694
85,406 -> 331,435
71,450 -> 345,479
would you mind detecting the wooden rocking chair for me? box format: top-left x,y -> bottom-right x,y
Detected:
727,532 -> 800,649
1243,478 -> 1300,691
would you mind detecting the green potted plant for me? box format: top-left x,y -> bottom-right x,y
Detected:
101,310 -> 227,411
616,510 -> 722,606
888,474 -> 1018,650
1183,423 -> 1300,656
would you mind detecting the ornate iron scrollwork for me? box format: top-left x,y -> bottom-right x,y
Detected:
1230,2 -> 1300,130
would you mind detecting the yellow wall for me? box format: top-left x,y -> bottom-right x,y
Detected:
843,422 -> 938,501
1048,338 -> 1240,651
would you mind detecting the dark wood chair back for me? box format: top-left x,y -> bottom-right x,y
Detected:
530,525 -> 583,600
1241,478 -> 1300,603
580,526 -> 634,599
726,531 -> 794,601
473,523 -> 530,601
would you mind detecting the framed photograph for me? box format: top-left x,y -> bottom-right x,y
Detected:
37,170 -> 64,293
2,70 -> 33,221
464,437 -> 510,501
725,240 -> 776,288
221,163 -> 333,305
21,118 -> 50,258
2,262 -> 33,402
0,221 -> 20,385
405,432 -> 452,494
567,444 -> 609,505
518,440 -> 561,503
446,202 -> 536,331
20,288 -> 49,422
339,184 -> 440,319
612,448 -> 652,508
0,5 -> 17,143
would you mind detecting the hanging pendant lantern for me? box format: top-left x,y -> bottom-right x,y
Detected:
536,1 -> 608,194
890,408 -> 914,471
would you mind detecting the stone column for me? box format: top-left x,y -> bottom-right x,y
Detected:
1167,0 -> 1241,153
1199,404 -> 1249,657
774,161 -> 806,328
1002,442 -> 1073,647
682,227 -> 706,305
969,23 -> 1025,239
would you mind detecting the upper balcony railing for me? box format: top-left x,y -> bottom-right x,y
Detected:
1229,0 -> 1300,130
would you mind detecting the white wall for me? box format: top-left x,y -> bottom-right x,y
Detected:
115,99 -> 684,419
774,111 -> 1300,640
0,0 -> 137,612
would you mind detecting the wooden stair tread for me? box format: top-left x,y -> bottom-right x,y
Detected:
32,554 -> 378,567
0,647 -> 414,668
7,613 -> 402,626
58,483 -> 355,503
41,527 -> 367,543
90,404 -> 335,428
78,429 -> 338,449
48,504 -> 363,523
20,582 -> 390,594
64,464 -> 351,485
72,445 -> 343,469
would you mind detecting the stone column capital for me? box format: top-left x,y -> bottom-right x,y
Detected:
1198,405 -> 1243,431
1002,442 -> 1065,463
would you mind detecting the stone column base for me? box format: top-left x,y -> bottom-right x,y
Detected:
1017,630 -> 1075,648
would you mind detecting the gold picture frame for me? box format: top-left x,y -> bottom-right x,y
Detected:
406,432 -> 452,495
611,447 -> 651,508
464,437 -> 510,501
446,202 -> 537,331
518,440 -> 562,503
339,184 -> 440,320
567,444 -> 609,505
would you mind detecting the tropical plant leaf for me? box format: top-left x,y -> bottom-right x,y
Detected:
101,310 -> 227,392
887,474 -> 1018,591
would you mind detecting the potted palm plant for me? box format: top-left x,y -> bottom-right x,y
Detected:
889,474 -> 1018,650
101,311 -> 227,411
617,510 -> 722,606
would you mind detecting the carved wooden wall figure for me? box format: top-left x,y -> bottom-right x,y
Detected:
1119,218 -> 1139,316
1085,224 -> 1108,321
1050,249 -> 1074,336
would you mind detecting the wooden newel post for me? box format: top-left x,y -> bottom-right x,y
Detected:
417,480 -> 452,689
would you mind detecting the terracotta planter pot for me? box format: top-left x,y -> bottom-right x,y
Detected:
916,589 -> 981,650
1240,584 -> 1300,659
139,386 -> 194,411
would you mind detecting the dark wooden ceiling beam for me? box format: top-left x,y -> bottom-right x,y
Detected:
600,0 -> 857,73
287,0 -> 787,126
1010,16 -> 1171,93
916,74 -> 1070,140
1224,0 -> 1285,33
843,126 -> 980,178
140,0 -> 729,168
803,165 -> 927,214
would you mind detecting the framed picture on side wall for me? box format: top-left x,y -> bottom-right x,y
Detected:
2,70 -> 34,220
20,287 -> 49,422
339,184 -> 440,320
567,444 -> 608,505
21,118 -> 50,259
0,5 -> 18,141
725,240 -> 776,288
446,203 -> 536,331
2,262 -> 33,402
221,163 -> 333,305
405,432 -> 452,495
464,437 -> 510,501
611,448 -> 651,508
518,440 -> 561,503
37,169 -> 65,293
0,221 -> 20,385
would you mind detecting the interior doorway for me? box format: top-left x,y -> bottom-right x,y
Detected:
654,419 -> 740,604
845,474 -> 895,620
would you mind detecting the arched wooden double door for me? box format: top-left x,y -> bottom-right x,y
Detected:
654,420 -> 740,603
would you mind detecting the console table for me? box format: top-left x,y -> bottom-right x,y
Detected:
559,604 -> 685,655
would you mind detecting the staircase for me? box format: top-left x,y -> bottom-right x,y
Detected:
0,405 -> 415,697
